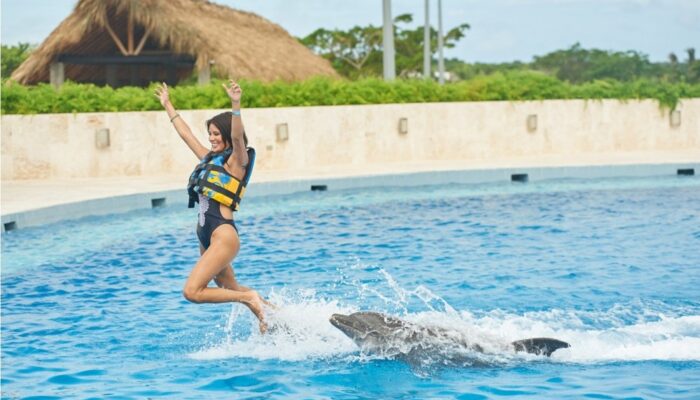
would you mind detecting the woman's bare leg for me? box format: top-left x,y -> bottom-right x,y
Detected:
212,252 -> 275,309
215,264 -> 250,291
185,225 -> 266,331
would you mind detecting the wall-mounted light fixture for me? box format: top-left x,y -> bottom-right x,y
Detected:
276,123 -> 289,142
95,128 -> 110,149
398,117 -> 408,134
526,114 -> 537,133
670,110 -> 681,127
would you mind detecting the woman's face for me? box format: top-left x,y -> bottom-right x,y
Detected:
208,124 -> 229,153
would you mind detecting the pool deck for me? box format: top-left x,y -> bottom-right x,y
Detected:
2,151 -> 699,230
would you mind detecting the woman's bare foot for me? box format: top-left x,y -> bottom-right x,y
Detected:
242,291 -> 267,334
261,297 -> 277,309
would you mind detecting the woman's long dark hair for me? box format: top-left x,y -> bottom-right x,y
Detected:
206,112 -> 248,152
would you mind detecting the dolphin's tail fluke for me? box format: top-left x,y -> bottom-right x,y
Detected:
511,337 -> 571,357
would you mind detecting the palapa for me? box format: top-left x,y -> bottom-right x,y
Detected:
10,0 -> 338,85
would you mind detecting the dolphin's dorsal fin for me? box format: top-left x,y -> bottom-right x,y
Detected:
511,337 -> 571,357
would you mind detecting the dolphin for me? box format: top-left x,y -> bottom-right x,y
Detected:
330,311 -> 570,367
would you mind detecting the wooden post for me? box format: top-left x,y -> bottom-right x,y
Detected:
198,59 -> 211,85
50,62 -> 65,88
106,64 -> 118,87
167,64 -> 177,85
129,64 -> 138,86
148,64 -> 156,84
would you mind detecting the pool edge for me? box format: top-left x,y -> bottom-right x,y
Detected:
2,162 -> 698,231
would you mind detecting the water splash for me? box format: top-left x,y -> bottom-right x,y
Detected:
339,260 -> 460,316
189,265 -> 700,365
189,288 -> 357,361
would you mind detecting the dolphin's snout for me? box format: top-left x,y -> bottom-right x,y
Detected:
329,313 -> 348,328
330,313 -> 362,339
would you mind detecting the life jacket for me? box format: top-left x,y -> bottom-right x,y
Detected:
187,147 -> 256,211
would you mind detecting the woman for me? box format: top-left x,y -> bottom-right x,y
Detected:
155,80 -> 267,333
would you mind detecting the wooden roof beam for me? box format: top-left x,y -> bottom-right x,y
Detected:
127,14 -> 134,54
57,54 -> 195,65
134,28 -> 151,56
104,19 -> 128,56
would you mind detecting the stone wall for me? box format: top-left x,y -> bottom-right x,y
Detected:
2,99 -> 698,180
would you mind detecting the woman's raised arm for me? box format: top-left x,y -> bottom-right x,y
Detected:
222,80 -> 249,168
155,82 -> 209,160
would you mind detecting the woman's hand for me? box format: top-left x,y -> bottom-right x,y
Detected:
154,82 -> 171,108
222,79 -> 242,105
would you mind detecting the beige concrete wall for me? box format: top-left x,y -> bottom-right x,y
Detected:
2,99 -> 699,180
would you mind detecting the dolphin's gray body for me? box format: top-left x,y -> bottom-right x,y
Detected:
330,312 -> 570,367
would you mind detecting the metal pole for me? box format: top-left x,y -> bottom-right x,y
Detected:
437,0 -> 445,84
423,0 -> 431,79
382,0 -> 396,80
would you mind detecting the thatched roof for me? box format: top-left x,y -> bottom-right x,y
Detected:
10,0 -> 338,85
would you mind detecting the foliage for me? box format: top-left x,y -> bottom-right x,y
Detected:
301,25 -> 383,79
300,15 -> 699,85
393,14 -> 469,78
3,73 -> 698,115
446,58 -> 529,80
451,44 -> 700,85
531,43 -> 653,83
1,43 -> 34,80
300,13 -> 469,79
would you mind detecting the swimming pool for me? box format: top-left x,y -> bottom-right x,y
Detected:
2,176 -> 699,398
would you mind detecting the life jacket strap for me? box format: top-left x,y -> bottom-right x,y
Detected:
203,164 -> 228,174
197,179 -> 242,207
186,147 -> 254,210
188,193 -> 197,208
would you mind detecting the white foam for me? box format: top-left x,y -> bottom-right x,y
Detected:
449,310 -> 700,362
549,315 -> 700,362
189,289 -> 358,361
188,267 -> 700,364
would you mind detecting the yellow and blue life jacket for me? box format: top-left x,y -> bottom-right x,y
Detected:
187,147 -> 256,211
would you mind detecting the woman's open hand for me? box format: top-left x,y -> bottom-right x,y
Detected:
222,79 -> 242,105
154,82 -> 171,108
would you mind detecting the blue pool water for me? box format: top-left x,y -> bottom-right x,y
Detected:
2,176 -> 700,399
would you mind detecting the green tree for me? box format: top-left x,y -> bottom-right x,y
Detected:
1,43 -> 34,80
393,13 -> 469,77
446,59 -> 527,81
686,48 -> 700,83
300,14 -> 469,79
667,52 -> 681,82
532,43 -> 651,83
301,25 -> 383,79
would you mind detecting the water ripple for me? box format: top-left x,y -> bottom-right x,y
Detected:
2,176 -> 699,398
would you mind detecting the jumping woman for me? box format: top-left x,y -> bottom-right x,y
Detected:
155,80 -> 267,333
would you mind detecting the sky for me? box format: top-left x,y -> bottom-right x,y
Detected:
1,0 -> 698,63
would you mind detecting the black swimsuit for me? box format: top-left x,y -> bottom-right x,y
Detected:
196,194 -> 237,250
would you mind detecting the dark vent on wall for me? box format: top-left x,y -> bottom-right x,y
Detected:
511,173 -> 529,183
151,198 -> 166,208
311,185 -> 328,191
677,168 -> 695,176
4,221 -> 18,232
